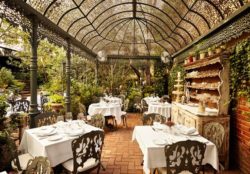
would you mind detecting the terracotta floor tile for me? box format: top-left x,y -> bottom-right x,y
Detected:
89,113 -> 240,174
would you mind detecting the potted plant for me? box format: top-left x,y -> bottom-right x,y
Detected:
199,50 -> 207,59
48,94 -> 64,112
0,95 -> 16,171
207,47 -> 214,56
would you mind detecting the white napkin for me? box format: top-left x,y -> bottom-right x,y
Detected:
182,127 -> 196,134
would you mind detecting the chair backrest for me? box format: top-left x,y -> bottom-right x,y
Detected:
26,156 -> 52,174
142,113 -> 165,125
72,130 -> 104,174
40,95 -> 49,113
12,99 -> 30,113
165,140 -> 206,174
89,114 -> 105,129
204,122 -> 225,153
78,103 -> 87,116
34,112 -> 58,127
141,99 -> 148,112
123,99 -> 129,111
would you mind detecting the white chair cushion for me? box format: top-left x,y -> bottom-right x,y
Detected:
157,168 -> 193,174
11,153 -> 33,170
121,111 -> 126,115
62,157 -> 99,172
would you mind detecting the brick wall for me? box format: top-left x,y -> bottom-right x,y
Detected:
231,97 -> 250,174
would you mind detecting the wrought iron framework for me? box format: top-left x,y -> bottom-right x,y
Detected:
0,0 -> 247,59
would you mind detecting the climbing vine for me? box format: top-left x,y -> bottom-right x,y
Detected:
230,39 -> 250,101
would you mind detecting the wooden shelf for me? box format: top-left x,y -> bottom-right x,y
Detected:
184,53 -> 228,71
185,73 -> 219,79
187,85 -> 219,90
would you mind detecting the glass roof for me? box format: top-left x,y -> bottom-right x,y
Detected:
8,0 -> 247,56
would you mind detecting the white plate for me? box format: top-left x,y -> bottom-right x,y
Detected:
40,126 -> 50,130
47,135 -> 63,141
153,139 -> 167,145
182,132 -> 199,136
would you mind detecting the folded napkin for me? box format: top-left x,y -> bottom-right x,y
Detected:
182,127 -> 196,135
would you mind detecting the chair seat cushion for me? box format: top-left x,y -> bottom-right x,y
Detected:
157,167 -> 193,174
62,157 -> 99,172
11,153 -> 33,170
121,111 -> 126,115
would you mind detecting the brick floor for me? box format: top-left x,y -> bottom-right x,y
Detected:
89,113 -> 240,174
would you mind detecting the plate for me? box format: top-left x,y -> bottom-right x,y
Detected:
153,139 -> 167,145
181,131 -> 199,136
47,135 -> 63,141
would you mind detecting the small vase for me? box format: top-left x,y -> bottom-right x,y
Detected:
198,101 -> 205,113
200,52 -> 206,59
208,51 -> 213,56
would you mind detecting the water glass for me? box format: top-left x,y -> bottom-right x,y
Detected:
57,115 -> 64,122
65,112 -> 73,122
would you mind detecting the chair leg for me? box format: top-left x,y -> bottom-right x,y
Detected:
101,163 -> 105,171
125,115 -> 127,128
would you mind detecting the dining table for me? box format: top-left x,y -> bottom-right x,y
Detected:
147,102 -> 172,118
132,125 -> 219,174
19,120 -> 101,167
143,96 -> 160,105
88,102 -> 122,124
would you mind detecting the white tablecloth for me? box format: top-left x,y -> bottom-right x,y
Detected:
143,97 -> 160,105
132,126 -> 219,174
148,103 -> 171,118
19,121 -> 101,167
88,103 -> 122,124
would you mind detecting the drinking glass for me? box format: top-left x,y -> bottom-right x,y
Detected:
65,112 -> 73,122
56,115 -> 64,122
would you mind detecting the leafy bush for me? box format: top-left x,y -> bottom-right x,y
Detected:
0,67 -> 24,91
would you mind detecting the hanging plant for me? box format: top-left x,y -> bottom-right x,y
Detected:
230,39 -> 250,101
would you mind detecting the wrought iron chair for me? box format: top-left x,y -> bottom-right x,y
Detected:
204,122 -> 226,170
62,130 -> 105,174
89,114 -> 105,129
79,103 -> 87,116
12,99 -> 30,113
1,135 -> 34,173
40,95 -> 49,113
34,112 -> 58,127
121,99 -> 129,128
142,113 -> 166,125
157,140 -> 206,174
25,156 -> 53,174
141,99 -> 148,113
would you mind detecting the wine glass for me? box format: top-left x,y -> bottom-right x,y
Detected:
65,112 -> 73,122
56,115 -> 64,123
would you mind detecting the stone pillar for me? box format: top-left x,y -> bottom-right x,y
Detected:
29,17 -> 40,128
65,40 -> 71,112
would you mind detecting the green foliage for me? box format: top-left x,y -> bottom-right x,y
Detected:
153,61 -> 168,96
168,64 -> 185,99
49,94 -> 64,103
230,39 -> 250,101
0,95 -> 9,127
0,67 -> 25,91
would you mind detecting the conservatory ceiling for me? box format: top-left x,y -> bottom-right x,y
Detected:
2,0 -> 248,58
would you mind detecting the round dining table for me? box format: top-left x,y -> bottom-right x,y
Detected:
148,102 -> 171,118
88,102 -> 122,124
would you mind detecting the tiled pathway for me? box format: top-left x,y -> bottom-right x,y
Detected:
90,113 -> 240,174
